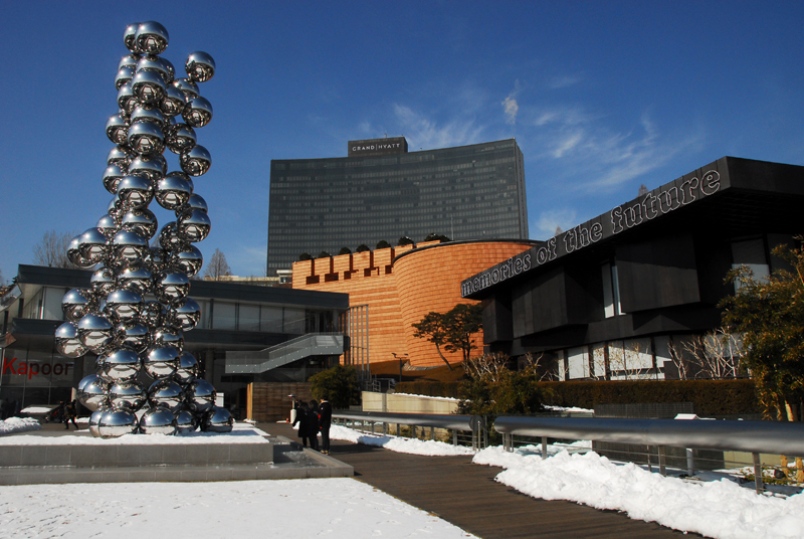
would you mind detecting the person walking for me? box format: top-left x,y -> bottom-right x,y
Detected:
318,397 -> 333,454
63,400 -> 78,430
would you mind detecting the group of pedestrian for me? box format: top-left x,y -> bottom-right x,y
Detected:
292,397 -> 333,454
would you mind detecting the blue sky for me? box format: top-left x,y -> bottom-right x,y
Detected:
1,1 -> 802,283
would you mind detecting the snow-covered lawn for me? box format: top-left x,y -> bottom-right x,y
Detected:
2,418 -> 803,538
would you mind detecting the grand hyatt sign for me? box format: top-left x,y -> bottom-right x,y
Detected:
462,168 -> 722,296
348,137 -> 408,157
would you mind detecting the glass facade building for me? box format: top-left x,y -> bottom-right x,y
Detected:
267,138 -> 528,276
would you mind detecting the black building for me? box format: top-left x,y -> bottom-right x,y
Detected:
462,157 -> 804,380
267,138 -> 529,276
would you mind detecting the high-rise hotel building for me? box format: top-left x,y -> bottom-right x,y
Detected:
267,137 -> 528,276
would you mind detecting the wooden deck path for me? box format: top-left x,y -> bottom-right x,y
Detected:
257,421 -> 699,539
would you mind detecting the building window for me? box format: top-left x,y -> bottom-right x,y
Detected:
601,262 -> 625,318
731,238 -> 769,290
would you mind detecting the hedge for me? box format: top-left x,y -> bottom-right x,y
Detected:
396,379 -> 761,417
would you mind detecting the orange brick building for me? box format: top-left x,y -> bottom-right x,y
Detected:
292,240 -> 536,369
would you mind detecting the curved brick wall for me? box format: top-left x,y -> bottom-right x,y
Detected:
393,241 -> 534,368
293,240 -> 534,369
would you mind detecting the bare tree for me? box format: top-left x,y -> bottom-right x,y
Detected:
33,230 -> 76,268
667,330 -> 743,380
203,248 -> 232,280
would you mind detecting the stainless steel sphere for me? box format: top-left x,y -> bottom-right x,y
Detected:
181,96 -> 213,128
62,289 -> 91,322
143,345 -> 181,379
174,408 -> 198,434
99,349 -> 142,382
77,227 -> 109,266
141,299 -> 167,329
136,55 -> 172,85
114,319 -> 151,353
123,23 -> 140,52
170,297 -> 202,331
130,104 -> 166,128
147,378 -> 184,411
174,350 -> 199,383
108,380 -> 146,410
116,175 -> 154,209
127,121 -> 165,156
187,378 -> 216,413
55,321 -> 88,358
158,221 -> 185,251
106,114 -> 129,145
145,247 -> 170,274
111,230 -> 149,266
121,208 -> 158,239
88,407 -> 105,437
97,213 -> 120,238
154,272 -> 190,304
202,406 -> 234,433
177,208 -> 211,243
128,154 -> 167,183
116,81 -> 138,114
77,313 -> 115,351
134,21 -> 169,55
131,70 -> 166,107
171,77 -> 199,101
77,374 -> 110,411
155,171 -> 193,209
107,145 -> 135,169
179,144 -> 211,176
165,123 -> 197,154
139,406 -> 177,435
185,51 -> 215,83
151,325 -> 184,350
104,288 -> 144,321
160,85 -> 187,117
115,65 -> 135,90
90,267 -> 117,295
172,246 -> 203,277
117,264 -> 153,294
184,193 -> 208,212
96,408 -> 138,438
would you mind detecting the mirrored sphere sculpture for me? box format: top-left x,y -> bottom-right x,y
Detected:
56,21 -> 226,438
203,406 -> 234,433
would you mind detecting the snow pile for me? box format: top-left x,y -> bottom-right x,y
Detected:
329,424 -> 475,456
0,416 -> 41,436
0,478 -> 477,539
473,445 -> 804,539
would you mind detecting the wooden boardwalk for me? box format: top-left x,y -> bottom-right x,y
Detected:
258,422 -> 699,539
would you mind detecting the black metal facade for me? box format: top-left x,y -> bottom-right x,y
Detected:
267,138 -> 528,276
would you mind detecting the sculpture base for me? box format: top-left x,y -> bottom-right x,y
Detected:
0,434 -> 352,485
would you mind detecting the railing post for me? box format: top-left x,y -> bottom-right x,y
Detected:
658,446 -> 667,476
686,448 -> 694,476
452,429 -> 458,446
753,452 -> 764,494
541,436 -> 548,459
430,426 -> 435,441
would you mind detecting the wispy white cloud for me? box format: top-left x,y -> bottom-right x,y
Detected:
547,74 -> 583,89
392,104 -> 485,150
532,209 -> 577,239
502,80 -> 522,125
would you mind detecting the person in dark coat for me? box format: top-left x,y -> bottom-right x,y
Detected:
306,400 -> 320,451
292,402 -> 319,450
318,397 -> 333,454
63,400 -> 78,430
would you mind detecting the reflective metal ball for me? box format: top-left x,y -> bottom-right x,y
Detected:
96,408 -> 139,438
104,288 -> 144,321
178,208 -> 212,243
116,175 -> 154,210
203,406 -> 234,433
188,379 -> 216,413
179,144 -> 211,176
155,171 -> 193,209
127,121 -> 165,156
77,374 -> 110,411
77,313 -> 115,351
139,406 -> 177,435
147,378 -> 184,411
106,114 -> 129,145
181,96 -> 213,128
108,380 -> 146,410
185,51 -> 215,83
62,289 -> 91,322
55,321 -> 88,358
134,21 -> 169,55
143,345 -> 181,379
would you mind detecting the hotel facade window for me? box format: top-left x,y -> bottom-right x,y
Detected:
267,138 -> 529,276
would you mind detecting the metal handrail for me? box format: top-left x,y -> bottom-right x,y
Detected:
493,416 -> 804,493
333,411 -> 486,450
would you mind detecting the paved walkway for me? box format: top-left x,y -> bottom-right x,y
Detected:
257,421 -> 699,539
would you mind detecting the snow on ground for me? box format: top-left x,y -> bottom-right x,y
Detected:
0,478 -> 477,539
0,416 -> 40,435
329,424 -> 475,456
333,423 -> 804,539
